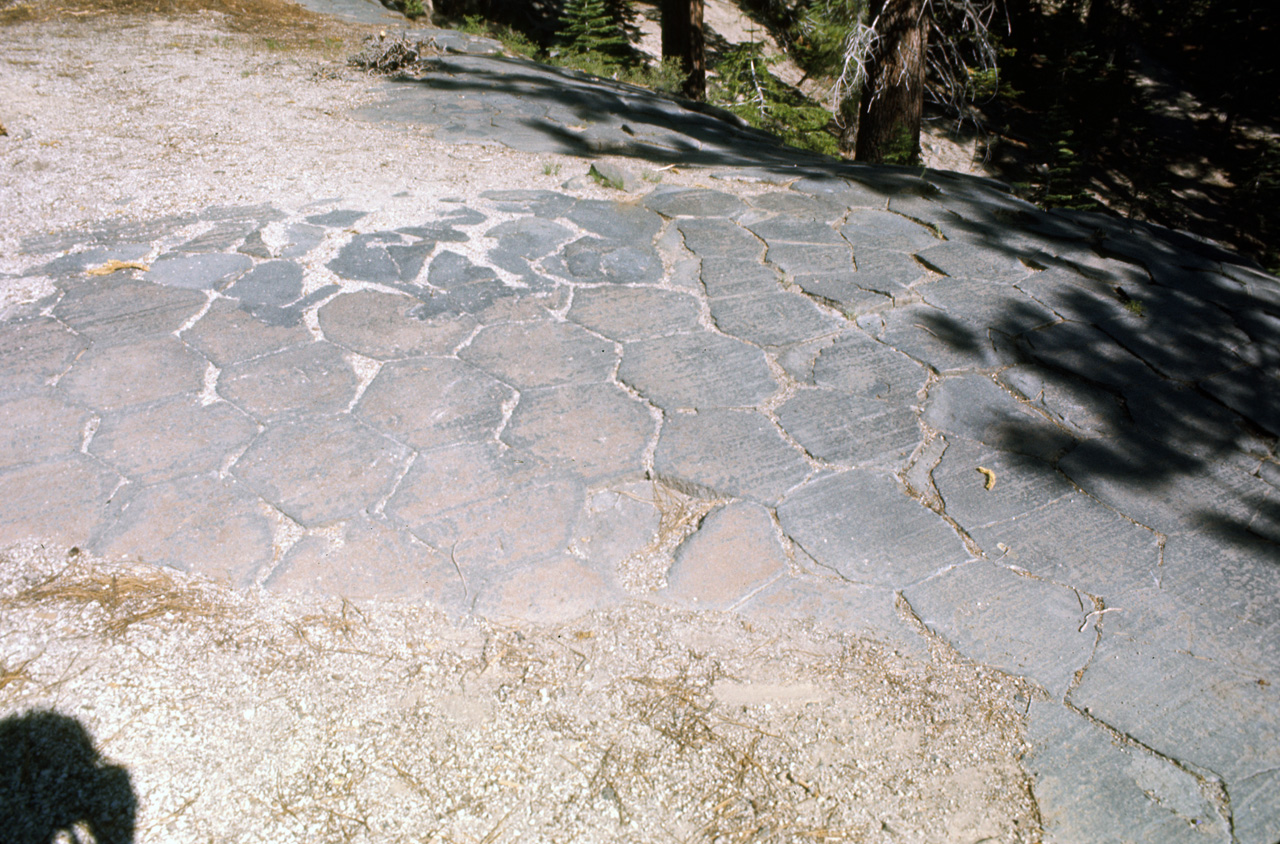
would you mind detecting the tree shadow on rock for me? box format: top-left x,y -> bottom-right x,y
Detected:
904,174 -> 1280,555
0,710 -> 137,844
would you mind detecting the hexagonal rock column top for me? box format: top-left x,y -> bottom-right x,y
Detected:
57,336 -> 208,411
810,330 -> 926,404
93,474 -> 275,587
654,409 -> 810,505
231,414 -> 411,527
459,321 -> 618,389
775,388 -> 919,469
318,290 -> 476,360
0,391 -> 93,470
266,515 -> 467,608
0,318 -> 86,395
218,341 -> 360,421
53,278 -> 206,346
902,560 -> 1098,698
776,470 -> 967,587
502,383 -> 653,484
356,356 -> 515,451
660,501 -> 788,610
619,332 -> 776,411
88,396 -> 258,485
0,454 -> 120,549
385,441 -> 583,575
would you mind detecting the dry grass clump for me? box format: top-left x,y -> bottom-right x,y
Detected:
1,547 -> 226,637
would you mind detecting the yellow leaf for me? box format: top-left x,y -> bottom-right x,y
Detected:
86,259 -> 150,276
976,466 -> 996,490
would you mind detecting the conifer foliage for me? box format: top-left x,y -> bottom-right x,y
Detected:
558,0 -> 632,60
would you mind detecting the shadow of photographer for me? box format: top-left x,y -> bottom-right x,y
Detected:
0,710 -> 136,844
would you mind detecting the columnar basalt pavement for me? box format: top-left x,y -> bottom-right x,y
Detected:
2,9 -> 1279,841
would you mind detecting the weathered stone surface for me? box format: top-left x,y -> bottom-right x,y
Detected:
58,336 -> 207,411
233,414 -> 410,526
1069,580 -> 1280,791
95,474 -> 274,586
643,187 -> 746,218
840,209 -> 941,253
765,243 -> 855,278
995,364 -> 1128,440
567,199 -> 663,242
472,554 -> 620,624
1024,699 -> 1231,844
791,273 -> 894,316
931,438 -> 1160,592
776,388 -> 918,467
811,329 -> 926,404
356,356 -> 512,451
777,470 -> 965,586
566,285 -> 700,341
53,278 -> 205,346
868,303 -> 1002,371
224,260 -> 305,306
484,217 -> 572,272
568,483 -> 662,568
655,409 -> 810,504
459,321 -> 616,389
181,297 -> 313,366
385,441 -> 582,571
177,221 -> 256,253
480,189 -> 575,219
327,232 -> 406,283
747,191 -> 847,222
661,501 -> 787,609
1058,435 -> 1279,540
144,252 -> 253,289
676,218 -> 762,260
280,222 -> 326,257
89,396 -> 258,484
747,215 -> 847,247
708,290 -> 843,348
0,454 -> 118,548
923,372 -> 1076,462
548,236 -> 663,285
306,209 -> 367,227
502,383 -> 652,483
699,258 -> 781,299
319,290 -> 475,359
267,515 -> 466,607
219,341 -> 359,420
914,240 -> 1034,283
0,319 -> 86,396
0,391 -> 91,469
903,561 -> 1097,697
619,332 -> 776,411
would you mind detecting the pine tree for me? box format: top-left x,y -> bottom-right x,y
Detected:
559,0 -> 632,61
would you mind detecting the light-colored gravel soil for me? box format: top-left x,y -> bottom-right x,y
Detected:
0,11 -> 1042,843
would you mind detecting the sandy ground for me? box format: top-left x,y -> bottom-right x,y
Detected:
0,11 -> 1042,842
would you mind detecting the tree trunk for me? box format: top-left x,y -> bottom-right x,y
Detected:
854,0 -> 929,164
661,0 -> 706,101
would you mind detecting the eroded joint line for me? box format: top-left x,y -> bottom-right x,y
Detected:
79,413 -> 101,455
343,351 -> 382,414
197,360 -> 221,407
885,208 -> 947,241
372,449 -> 417,518
726,569 -> 787,613
254,501 -> 306,588
491,387 -> 520,446
1059,697 -> 1234,830
174,289 -> 216,337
